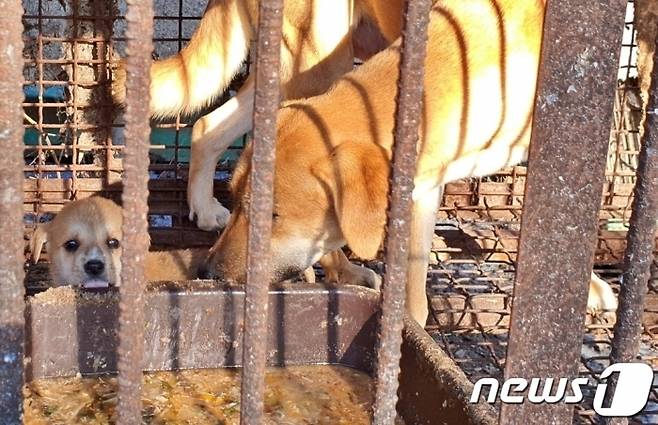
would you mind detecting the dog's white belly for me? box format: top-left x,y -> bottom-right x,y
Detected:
440,144 -> 529,183
412,143 -> 529,202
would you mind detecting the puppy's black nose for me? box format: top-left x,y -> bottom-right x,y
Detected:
197,263 -> 216,280
84,260 -> 105,276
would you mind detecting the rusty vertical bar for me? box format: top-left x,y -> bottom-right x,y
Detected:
240,0 -> 283,424
500,1 -> 626,424
117,0 -> 153,423
372,0 -> 432,423
0,1 -> 26,422
601,28 -> 658,425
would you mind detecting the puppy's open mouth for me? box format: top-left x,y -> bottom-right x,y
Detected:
82,278 -> 111,289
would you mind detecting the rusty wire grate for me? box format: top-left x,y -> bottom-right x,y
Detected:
426,259 -> 658,424
423,5 -> 658,420
21,0 -> 246,249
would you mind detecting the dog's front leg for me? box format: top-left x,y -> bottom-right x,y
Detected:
406,185 -> 443,326
188,76 -> 255,231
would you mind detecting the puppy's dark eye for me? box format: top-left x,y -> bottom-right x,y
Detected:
64,239 -> 79,252
107,238 -> 120,249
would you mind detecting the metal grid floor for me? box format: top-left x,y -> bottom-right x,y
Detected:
425,232 -> 658,424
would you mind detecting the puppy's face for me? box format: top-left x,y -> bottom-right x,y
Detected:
204,134 -> 390,283
31,197 -> 123,288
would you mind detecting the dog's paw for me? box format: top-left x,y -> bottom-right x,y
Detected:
302,267 -> 316,283
332,264 -> 381,290
587,273 -> 618,321
189,197 -> 230,231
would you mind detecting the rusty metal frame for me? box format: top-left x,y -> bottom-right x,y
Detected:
116,0 -> 153,423
500,0 -> 627,424
372,0 -> 432,422
0,1 -> 26,422
602,20 -> 658,424
239,1 -> 283,423
20,2 -> 215,249
9,0 -> 658,424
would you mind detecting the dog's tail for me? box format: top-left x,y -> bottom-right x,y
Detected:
113,0 -> 252,118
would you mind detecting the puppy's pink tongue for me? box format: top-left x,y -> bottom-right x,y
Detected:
83,279 -> 110,289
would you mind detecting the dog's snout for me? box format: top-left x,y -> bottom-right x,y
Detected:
84,259 -> 105,276
197,263 -> 217,280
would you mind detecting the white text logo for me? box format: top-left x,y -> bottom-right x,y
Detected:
470,362 -> 653,417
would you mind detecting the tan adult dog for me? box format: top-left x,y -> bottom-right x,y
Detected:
201,0 -> 618,324
30,197 -> 206,288
114,0 -> 403,231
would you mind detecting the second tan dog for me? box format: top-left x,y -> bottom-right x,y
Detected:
203,0 -> 618,324
30,197 -> 206,288
113,0 -> 398,290
113,0 -> 403,231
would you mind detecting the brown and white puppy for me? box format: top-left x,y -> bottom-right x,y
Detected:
30,197 -> 206,288
203,0 -> 617,324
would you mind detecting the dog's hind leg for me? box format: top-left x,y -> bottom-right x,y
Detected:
406,184 -> 443,326
188,76 -> 255,231
587,272 -> 618,316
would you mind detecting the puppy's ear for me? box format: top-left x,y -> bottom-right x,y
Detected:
111,59 -> 126,107
29,224 -> 50,263
314,142 -> 390,259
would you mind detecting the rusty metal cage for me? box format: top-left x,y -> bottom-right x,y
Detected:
428,1 -> 658,423
1,0 -> 657,424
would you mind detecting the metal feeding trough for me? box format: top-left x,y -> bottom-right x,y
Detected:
26,283 -> 496,424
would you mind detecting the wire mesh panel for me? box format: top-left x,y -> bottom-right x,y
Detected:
21,0 -> 245,251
